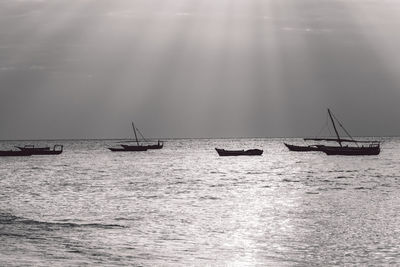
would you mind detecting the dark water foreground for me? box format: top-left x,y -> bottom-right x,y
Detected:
0,138 -> 399,266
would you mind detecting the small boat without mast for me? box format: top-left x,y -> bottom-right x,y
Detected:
215,148 -> 263,156
16,145 -> 63,155
0,150 -> 32,157
284,143 -> 321,152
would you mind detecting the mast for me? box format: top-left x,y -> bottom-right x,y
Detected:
328,108 -> 342,147
132,122 -> 139,146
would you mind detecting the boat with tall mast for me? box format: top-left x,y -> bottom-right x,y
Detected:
285,109 -> 380,155
108,122 -> 164,152
108,122 -> 148,152
120,123 -> 163,150
305,109 -> 380,156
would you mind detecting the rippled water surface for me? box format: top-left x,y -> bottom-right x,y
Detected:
1,138 -> 399,266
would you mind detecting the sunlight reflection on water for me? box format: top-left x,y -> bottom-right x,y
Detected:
0,138 -> 399,266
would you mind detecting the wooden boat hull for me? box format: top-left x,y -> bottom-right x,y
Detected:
145,144 -> 163,150
16,145 -> 63,155
109,147 -> 126,152
121,144 -> 162,150
23,150 -> 63,155
16,146 -> 50,151
109,146 -> 147,152
284,143 -> 322,152
215,148 -> 263,156
120,145 -> 148,151
320,146 -> 380,156
0,150 -> 32,157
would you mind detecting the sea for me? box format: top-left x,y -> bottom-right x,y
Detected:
0,138 -> 399,266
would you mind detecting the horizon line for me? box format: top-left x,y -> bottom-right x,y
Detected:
0,135 -> 397,142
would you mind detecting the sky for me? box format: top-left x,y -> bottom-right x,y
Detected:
1,0 -> 400,139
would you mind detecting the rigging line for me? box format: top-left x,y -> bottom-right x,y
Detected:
325,111 -> 335,138
325,111 -> 331,137
327,108 -> 343,146
136,128 -> 149,142
132,122 -> 140,145
315,112 -> 329,139
332,112 -> 360,147
324,111 -> 333,138
327,122 -> 333,137
332,113 -> 355,141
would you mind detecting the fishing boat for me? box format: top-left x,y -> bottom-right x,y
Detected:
320,145 -> 380,155
108,122 -> 159,152
215,148 -> 263,156
302,109 -> 381,156
119,123 -> 164,150
16,145 -> 63,155
284,143 -> 322,152
0,150 -> 32,157
121,140 -> 163,150
144,140 -> 164,150
109,146 -> 147,152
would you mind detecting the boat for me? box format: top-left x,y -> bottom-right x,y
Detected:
319,145 -> 380,155
108,147 -> 147,152
109,122 -> 159,152
301,109 -> 381,156
0,150 -> 32,157
284,143 -> 322,152
121,140 -> 163,150
215,148 -> 263,156
144,140 -> 164,150
16,145 -> 63,155
119,123 -> 164,150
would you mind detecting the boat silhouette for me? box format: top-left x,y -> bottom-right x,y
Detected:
109,146 -> 147,152
109,122 -> 163,152
285,109 -> 380,156
0,150 -> 32,157
215,148 -> 263,156
121,140 -> 163,150
284,143 -> 321,152
16,145 -> 63,155
319,145 -> 380,155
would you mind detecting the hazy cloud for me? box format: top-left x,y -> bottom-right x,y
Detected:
0,0 -> 400,139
